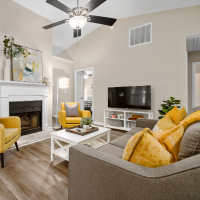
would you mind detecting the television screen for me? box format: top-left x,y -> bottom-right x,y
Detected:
108,85 -> 151,110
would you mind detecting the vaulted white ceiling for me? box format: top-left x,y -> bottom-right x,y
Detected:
13,0 -> 200,55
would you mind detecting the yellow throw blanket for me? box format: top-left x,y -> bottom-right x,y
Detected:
123,111 -> 200,167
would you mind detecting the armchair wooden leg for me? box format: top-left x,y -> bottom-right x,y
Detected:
61,126 -> 62,130
15,142 -> 19,151
0,153 -> 4,168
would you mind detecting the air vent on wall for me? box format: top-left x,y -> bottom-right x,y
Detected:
129,22 -> 152,48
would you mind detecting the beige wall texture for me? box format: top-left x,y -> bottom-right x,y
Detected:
52,58 -> 74,115
0,0 -> 53,126
60,5 -> 200,122
188,51 -> 200,111
57,50 -> 74,62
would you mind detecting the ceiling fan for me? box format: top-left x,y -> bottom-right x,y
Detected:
43,0 -> 117,38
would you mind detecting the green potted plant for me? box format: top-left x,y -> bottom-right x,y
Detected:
158,97 -> 181,119
80,117 -> 93,130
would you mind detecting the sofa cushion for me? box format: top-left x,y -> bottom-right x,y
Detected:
65,103 -> 80,117
136,119 -> 158,130
109,134 -> 132,149
98,144 -> 124,158
123,128 -> 174,168
66,117 -> 81,124
186,106 -> 200,118
127,127 -> 144,136
178,122 -> 200,160
5,128 -> 19,144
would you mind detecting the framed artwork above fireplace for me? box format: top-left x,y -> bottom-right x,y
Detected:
12,44 -> 43,83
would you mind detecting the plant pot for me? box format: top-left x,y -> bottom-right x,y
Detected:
83,125 -> 89,130
4,58 -> 11,81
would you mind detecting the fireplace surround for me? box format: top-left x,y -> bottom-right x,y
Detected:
0,81 -> 51,132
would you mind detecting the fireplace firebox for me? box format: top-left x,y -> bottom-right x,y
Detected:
9,101 -> 42,136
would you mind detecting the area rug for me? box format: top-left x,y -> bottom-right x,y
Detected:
9,129 -> 105,150
9,129 -> 54,150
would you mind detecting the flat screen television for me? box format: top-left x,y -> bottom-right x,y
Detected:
108,85 -> 151,110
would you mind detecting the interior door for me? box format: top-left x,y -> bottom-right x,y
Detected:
77,71 -> 84,110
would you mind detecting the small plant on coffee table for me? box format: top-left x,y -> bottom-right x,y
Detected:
158,97 -> 181,119
80,117 -> 93,127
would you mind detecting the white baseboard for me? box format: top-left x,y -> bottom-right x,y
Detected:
48,126 -> 53,130
94,121 -> 104,126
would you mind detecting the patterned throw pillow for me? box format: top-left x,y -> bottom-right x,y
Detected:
152,115 -> 176,133
123,128 -> 174,168
166,106 -> 187,125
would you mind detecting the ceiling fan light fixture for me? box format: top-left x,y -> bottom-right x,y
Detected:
69,16 -> 87,29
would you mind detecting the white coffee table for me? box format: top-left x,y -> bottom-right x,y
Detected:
50,126 -> 111,162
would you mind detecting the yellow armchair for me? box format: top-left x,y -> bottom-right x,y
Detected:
58,102 -> 91,128
0,117 -> 21,168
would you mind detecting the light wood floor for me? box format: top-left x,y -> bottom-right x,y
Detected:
0,127 -> 126,200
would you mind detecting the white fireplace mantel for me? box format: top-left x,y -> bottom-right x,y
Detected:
0,81 -> 52,131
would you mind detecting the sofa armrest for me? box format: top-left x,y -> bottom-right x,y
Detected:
0,117 -> 21,135
58,110 -> 66,126
136,118 -> 158,130
69,144 -> 200,200
80,110 -> 91,118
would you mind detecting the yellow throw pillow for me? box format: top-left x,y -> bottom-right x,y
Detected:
152,115 -> 176,133
166,106 -> 187,125
181,110 -> 200,129
154,110 -> 200,161
123,128 -> 174,168
154,125 -> 184,162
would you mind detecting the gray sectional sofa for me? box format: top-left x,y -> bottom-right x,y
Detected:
69,116 -> 200,200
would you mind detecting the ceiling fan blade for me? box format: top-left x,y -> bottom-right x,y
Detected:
43,19 -> 67,29
46,0 -> 71,14
83,0 -> 107,13
74,29 -> 81,38
88,15 -> 117,26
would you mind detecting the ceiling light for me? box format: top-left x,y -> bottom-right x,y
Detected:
84,74 -> 88,79
69,16 -> 87,29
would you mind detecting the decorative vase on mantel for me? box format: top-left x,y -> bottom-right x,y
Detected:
4,57 -> 11,81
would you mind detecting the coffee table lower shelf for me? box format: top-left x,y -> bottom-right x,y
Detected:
53,147 -> 70,161
51,127 -> 111,162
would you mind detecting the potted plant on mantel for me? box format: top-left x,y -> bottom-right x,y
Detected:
80,117 -> 93,130
3,35 -> 26,81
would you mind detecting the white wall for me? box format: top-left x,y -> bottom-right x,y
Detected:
188,51 -> 200,110
0,0 -> 53,126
